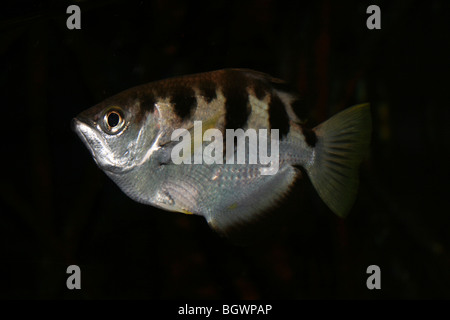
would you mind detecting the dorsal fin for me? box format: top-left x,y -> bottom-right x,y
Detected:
227,68 -> 300,96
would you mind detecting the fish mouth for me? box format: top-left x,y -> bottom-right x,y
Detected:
72,117 -> 103,166
70,118 -> 76,132
72,118 -> 92,146
72,117 -> 130,173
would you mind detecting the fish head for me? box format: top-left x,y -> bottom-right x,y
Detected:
72,89 -> 162,174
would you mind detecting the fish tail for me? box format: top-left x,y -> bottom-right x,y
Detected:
305,103 -> 372,217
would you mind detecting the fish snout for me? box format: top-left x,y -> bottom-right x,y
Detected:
71,118 -> 79,132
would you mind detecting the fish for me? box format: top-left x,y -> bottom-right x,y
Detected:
72,69 -> 371,232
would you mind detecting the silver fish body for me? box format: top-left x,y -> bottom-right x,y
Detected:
73,69 -> 371,232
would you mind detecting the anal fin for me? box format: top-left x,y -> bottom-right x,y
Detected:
207,165 -> 300,232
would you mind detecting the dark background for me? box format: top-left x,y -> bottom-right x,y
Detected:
1,0 -> 449,299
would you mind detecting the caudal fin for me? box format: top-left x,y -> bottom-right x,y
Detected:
306,104 -> 371,217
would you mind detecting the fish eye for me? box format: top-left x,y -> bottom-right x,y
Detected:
108,112 -> 120,127
103,108 -> 125,134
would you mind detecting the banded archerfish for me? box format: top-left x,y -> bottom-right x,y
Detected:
72,69 -> 371,232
